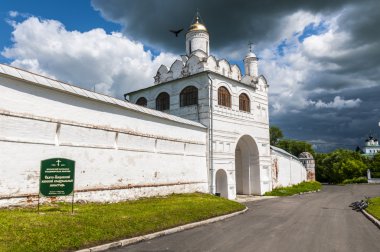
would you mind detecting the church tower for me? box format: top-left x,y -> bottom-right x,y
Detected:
186,12 -> 209,56
244,43 -> 258,77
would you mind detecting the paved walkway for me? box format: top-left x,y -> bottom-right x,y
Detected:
110,185 -> 380,252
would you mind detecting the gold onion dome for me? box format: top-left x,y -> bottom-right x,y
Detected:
188,13 -> 208,32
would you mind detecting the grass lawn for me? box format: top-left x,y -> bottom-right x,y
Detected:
366,197 -> 380,221
264,181 -> 322,196
0,193 -> 245,252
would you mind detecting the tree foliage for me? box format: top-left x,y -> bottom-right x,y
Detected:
269,126 -> 283,146
367,153 -> 380,178
276,139 -> 315,157
315,149 -> 368,183
269,125 -> 373,183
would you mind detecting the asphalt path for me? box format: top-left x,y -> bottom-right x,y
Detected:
110,184 -> 380,252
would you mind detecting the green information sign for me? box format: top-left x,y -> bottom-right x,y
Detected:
39,158 -> 75,197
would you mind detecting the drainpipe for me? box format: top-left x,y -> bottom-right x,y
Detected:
207,73 -> 214,194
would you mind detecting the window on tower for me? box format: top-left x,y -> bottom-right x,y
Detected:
156,92 -> 170,111
180,86 -> 198,107
218,86 -> 231,107
239,93 -> 250,112
189,41 -> 192,54
136,97 -> 147,107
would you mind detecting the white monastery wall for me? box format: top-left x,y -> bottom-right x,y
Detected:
0,12 -> 312,206
271,147 -> 307,189
0,72 -> 208,207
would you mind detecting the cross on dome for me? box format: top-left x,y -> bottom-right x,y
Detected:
246,41 -> 257,58
188,10 -> 208,32
248,41 -> 254,52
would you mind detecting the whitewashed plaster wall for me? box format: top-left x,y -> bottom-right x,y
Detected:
0,74 -> 208,207
271,148 -> 307,189
209,74 -> 270,199
128,71 -> 271,199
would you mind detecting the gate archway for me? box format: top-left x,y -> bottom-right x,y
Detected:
235,135 -> 260,195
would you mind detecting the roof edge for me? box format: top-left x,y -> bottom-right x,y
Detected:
0,63 -> 206,129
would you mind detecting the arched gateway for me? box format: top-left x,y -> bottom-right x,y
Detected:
235,135 -> 261,195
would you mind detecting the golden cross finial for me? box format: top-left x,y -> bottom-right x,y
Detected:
248,41 -> 254,52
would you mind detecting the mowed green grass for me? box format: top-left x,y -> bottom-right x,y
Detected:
0,193 -> 245,252
264,181 -> 322,196
367,197 -> 380,221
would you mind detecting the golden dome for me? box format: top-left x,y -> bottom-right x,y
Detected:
188,13 -> 208,32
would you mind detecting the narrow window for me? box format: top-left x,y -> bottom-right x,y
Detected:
206,41 -> 208,54
180,86 -> 198,107
239,93 -> 250,112
218,86 -> 231,107
189,40 -> 192,54
156,92 -> 170,111
136,97 -> 147,107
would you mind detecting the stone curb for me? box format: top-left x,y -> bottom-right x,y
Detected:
235,196 -> 278,203
298,189 -> 321,195
361,209 -> 380,229
76,207 -> 248,252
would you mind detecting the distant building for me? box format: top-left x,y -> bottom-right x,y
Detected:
362,135 -> 380,157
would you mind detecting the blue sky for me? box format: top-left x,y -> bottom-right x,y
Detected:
0,0 -> 120,62
1,0 -> 379,152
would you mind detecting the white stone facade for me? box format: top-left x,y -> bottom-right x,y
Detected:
0,64 -> 208,207
127,13 -> 292,200
128,71 -> 271,199
0,12 -> 308,206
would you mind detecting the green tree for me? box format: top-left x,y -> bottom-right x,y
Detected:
368,153 -> 380,177
315,149 -> 368,183
276,139 -> 315,157
270,126 -> 283,146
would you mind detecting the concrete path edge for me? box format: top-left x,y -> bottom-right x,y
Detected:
75,207 -> 249,252
362,209 -> 380,229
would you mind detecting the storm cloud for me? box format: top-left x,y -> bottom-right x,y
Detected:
91,0 -> 380,152
2,1 -> 379,152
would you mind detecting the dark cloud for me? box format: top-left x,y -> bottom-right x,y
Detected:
92,0 -> 380,152
92,0 -> 357,53
271,86 -> 380,152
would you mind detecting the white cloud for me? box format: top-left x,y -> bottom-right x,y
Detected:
278,11 -> 323,41
2,16 -> 178,97
309,96 -> 362,109
8,11 -> 19,18
259,10 -> 367,115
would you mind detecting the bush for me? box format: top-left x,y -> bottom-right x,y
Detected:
342,177 -> 368,184
264,181 -> 321,196
371,172 -> 380,178
315,150 -> 367,184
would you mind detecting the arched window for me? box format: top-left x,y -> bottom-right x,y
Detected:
180,86 -> 198,107
156,92 -> 170,111
239,93 -> 250,112
218,86 -> 231,107
136,97 -> 147,107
